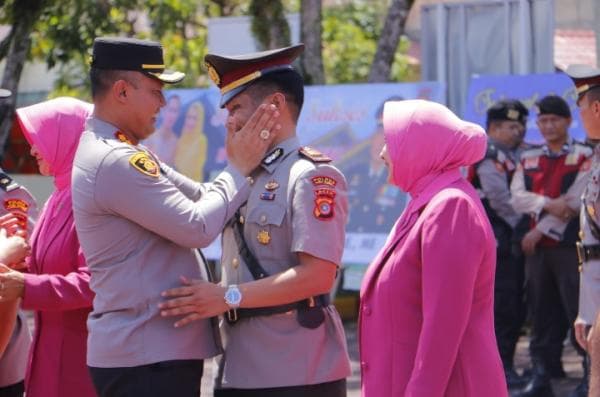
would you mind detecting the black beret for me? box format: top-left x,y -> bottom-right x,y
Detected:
566,64 -> 600,99
486,99 -> 528,126
204,44 -> 304,107
535,95 -> 571,118
91,37 -> 184,84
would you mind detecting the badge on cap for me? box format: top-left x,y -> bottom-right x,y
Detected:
257,230 -> 271,245
129,152 -> 159,178
115,131 -> 132,145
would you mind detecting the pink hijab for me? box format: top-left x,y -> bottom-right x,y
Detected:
15,97 -> 92,270
16,97 -> 92,190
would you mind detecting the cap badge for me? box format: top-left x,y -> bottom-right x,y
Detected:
507,109 -> 519,120
205,62 -> 220,86
265,180 -> 279,191
257,230 -> 271,245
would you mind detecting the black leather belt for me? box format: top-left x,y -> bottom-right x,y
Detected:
226,294 -> 330,326
576,241 -> 600,264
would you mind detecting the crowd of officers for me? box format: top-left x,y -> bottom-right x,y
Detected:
468,65 -> 600,397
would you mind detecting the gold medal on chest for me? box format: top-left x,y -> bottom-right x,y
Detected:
257,230 -> 271,245
265,180 -> 280,191
588,204 -> 597,217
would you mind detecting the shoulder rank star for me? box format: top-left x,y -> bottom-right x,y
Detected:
129,152 -> 160,178
257,230 -> 271,245
115,131 -> 132,144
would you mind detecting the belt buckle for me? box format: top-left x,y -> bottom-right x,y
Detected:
576,241 -> 586,264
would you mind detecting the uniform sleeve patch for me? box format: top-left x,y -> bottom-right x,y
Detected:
311,176 -> 337,187
129,152 -> 160,178
4,198 -> 29,213
313,188 -> 336,220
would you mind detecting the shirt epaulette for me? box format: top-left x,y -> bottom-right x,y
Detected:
298,146 -> 332,163
0,172 -> 19,192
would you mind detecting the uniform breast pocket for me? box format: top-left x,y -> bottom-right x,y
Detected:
246,202 -> 288,261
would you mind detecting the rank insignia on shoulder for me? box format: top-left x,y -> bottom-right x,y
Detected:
299,146 -> 331,163
263,148 -> 284,166
129,152 -> 159,178
115,131 -> 132,145
260,192 -> 276,201
0,173 -> 17,192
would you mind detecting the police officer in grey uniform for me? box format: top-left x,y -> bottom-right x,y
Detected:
565,64 -> 600,397
71,37 -> 278,397
469,100 -> 529,388
160,44 -> 351,396
0,88 -> 37,397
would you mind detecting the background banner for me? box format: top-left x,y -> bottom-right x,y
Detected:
147,81 -> 445,290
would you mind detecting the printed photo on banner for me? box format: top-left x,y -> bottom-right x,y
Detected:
146,82 -> 445,290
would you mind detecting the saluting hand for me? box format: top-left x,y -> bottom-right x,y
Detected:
159,276 -> 228,328
227,103 -> 280,176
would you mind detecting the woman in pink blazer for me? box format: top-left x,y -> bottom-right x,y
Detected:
359,100 -> 507,397
0,97 -> 96,397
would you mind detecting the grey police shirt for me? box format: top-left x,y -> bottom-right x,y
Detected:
579,145 -> 600,325
0,171 -> 37,387
72,117 -> 252,367
217,136 -> 351,389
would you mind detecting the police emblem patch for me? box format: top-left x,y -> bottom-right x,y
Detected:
129,152 -> 159,178
313,188 -> 336,220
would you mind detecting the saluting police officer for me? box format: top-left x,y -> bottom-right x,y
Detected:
0,89 -> 37,397
468,99 -> 528,388
160,44 -> 351,397
566,64 -> 600,397
511,95 -> 592,397
71,37 -> 278,397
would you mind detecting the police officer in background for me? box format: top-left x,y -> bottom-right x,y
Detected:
566,65 -> 600,397
160,44 -> 351,396
0,88 -> 36,397
511,95 -> 592,397
345,97 -> 406,233
71,37 -> 278,397
468,99 -> 528,388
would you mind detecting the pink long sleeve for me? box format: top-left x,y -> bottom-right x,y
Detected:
21,250 -> 93,311
405,194 -> 490,396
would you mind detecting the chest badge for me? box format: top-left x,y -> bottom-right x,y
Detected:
588,204 -> 596,218
265,180 -> 279,191
257,230 -> 271,245
260,192 -> 276,201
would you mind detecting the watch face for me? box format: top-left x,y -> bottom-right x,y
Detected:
225,286 -> 242,306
